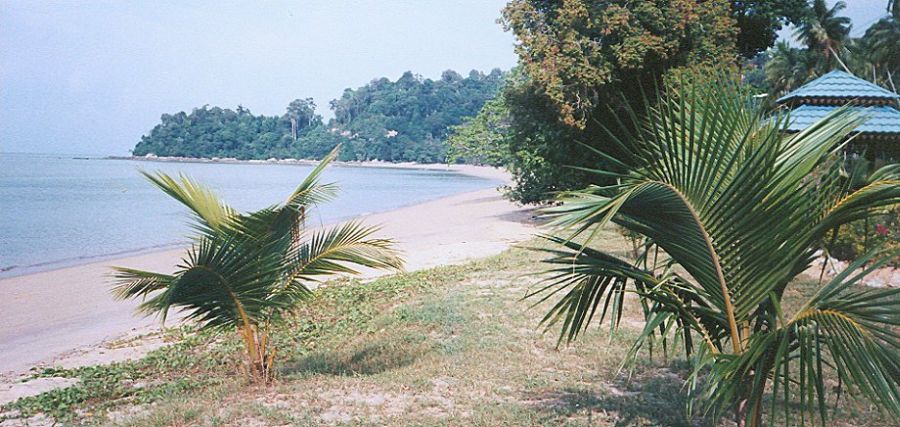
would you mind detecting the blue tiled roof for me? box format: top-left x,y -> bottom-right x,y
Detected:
784,105 -> 900,134
776,70 -> 900,104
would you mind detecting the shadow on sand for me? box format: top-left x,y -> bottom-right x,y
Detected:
281,336 -> 429,377
522,373 -> 705,426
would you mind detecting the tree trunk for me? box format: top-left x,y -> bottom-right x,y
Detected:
736,368 -> 767,427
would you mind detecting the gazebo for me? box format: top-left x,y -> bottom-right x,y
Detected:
776,70 -> 900,159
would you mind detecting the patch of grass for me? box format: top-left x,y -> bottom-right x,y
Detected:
3,327 -> 241,423
2,234 -> 895,426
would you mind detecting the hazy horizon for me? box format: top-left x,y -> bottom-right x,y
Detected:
1,0 -> 517,156
1,0 -> 891,156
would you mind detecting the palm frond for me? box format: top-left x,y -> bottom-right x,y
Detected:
283,145 -> 341,211
274,221 -> 403,306
140,171 -> 235,232
533,70 -> 900,423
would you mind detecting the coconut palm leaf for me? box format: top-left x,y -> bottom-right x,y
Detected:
140,171 -> 235,232
534,72 -> 900,425
272,220 -> 403,307
698,250 -> 900,424
112,149 -> 402,380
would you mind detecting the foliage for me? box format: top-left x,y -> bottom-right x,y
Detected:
827,208 -> 900,267
500,71 -> 595,204
497,0 -> 812,204
731,1 -> 809,59
765,1 -> 899,95
286,98 -> 319,141
765,41 -> 820,96
532,73 -> 900,426
445,96 -> 511,167
501,0 -> 737,129
848,6 -> 900,91
132,105 -> 299,160
794,0 -> 851,69
111,147 -> 403,381
329,69 -> 505,163
133,69 -> 505,163
3,327 -> 236,422
824,157 -> 900,267
4,244 -> 895,425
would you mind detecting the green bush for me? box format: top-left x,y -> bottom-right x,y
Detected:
826,206 -> 899,267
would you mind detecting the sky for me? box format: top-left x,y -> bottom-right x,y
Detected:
0,1 -> 892,156
0,0 -> 517,155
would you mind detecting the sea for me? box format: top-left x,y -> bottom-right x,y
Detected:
0,153 -> 500,278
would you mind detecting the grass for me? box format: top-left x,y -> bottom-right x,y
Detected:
1,230 -> 895,426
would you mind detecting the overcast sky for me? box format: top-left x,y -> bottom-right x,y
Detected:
0,1 -> 891,155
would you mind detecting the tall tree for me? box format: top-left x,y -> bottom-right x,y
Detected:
794,0 -> 851,69
731,0 -> 810,59
498,0 -> 749,203
765,41 -> 819,95
501,0 -> 738,129
285,98 -> 317,141
859,5 -> 900,90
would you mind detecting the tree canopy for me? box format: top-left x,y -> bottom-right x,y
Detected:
485,0 -> 898,204
760,1 -> 898,96
494,0 -> 749,203
132,69 -> 505,163
330,69 -> 505,162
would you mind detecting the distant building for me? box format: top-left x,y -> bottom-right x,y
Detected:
776,70 -> 900,159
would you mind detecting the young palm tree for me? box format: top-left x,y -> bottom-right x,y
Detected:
532,74 -> 900,426
112,148 -> 403,381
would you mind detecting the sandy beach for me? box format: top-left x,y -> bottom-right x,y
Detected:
0,182 -> 537,382
112,155 -> 512,182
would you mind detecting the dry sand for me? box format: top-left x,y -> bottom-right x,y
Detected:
0,179 -> 537,396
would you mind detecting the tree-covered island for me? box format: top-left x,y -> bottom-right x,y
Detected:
132,69 -> 505,163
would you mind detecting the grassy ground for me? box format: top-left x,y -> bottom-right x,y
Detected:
1,231 -> 894,426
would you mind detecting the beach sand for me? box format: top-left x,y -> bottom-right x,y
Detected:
0,184 -> 538,386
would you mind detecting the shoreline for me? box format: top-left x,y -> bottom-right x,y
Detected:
0,158 -> 510,279
0,187 -> 538,380
108,155 -> 511,182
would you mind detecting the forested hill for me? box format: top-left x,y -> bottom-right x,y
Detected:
132,69 -> 505,163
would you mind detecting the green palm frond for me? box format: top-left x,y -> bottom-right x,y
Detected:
533,71 -> 900,424
528,235 -> 662,344
140,171 -> 235,231
112,147 -> 403,379
110,267 -> 176,319
283,145 -> 341,211
700,250 -> 900,423
272,220 -> 403,307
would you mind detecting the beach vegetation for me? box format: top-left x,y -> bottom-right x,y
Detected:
110,147 -> 403,382
532,72 -> 900,426
131,69 -> 505,163
477,1 -> 896,204
492,0 -> 744,204
4,243 -> 895,425
445,95 -> 511,167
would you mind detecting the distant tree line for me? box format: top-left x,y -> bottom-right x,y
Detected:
747,0 -> 899,96
132,69 -> 505,163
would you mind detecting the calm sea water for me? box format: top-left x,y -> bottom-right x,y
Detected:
0,153 -> 499,278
